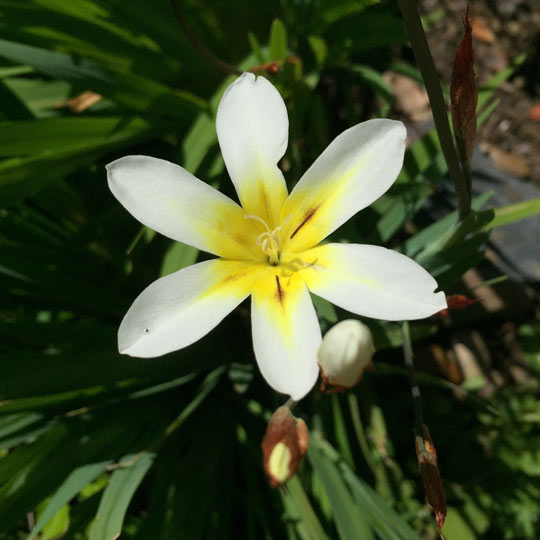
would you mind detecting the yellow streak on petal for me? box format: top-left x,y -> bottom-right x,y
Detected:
296,244 -> 380,290
280,160 -> 366,253
238,167 -> 288,229
198,259 -> 267,302
189,197 -> 263,261
252,266 -> 306,346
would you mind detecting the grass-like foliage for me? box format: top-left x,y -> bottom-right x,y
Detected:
0,1 -> 539,539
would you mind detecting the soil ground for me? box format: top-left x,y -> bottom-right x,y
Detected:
422,0 -> 540,183
395,0 -> 540,397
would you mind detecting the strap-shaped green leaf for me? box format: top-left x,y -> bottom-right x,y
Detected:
89,453 -> 154,540
28,461 -> 111,540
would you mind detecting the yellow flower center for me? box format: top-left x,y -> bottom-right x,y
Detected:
244,213 -> 290,265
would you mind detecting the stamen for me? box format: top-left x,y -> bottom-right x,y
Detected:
280,214 -> 292,227
244,213 -> 291,265
256,232 -> 268,245
244,213 -> 270,232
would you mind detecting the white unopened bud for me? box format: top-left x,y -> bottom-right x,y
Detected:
318,319 -> 375,392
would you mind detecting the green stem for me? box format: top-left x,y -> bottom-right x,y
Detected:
397,0 -> 471,220
169,0 -> 241,75
126,225 -> 146,255
284,397 -> 298,412
347,393 -> 379,479
401,321 -> 425,452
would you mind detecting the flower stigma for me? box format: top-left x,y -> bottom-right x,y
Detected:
244,213 -> 291,266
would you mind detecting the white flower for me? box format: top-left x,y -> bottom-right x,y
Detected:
318,319 -> 375,390
107,72 -> 447,400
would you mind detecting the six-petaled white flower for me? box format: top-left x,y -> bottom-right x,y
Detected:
107,72 -> 446,400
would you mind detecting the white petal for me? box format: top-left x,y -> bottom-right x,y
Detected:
251,270 -> 321,400
119,259 -> 264,357
302,243 -> 447,320
216,72 -> 288,227
281,119 -> 406,253
107,155 -> 260,260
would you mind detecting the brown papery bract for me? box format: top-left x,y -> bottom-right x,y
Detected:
450,7 -> 478,168
261,406 -> 309,488
416,425 -> 447,530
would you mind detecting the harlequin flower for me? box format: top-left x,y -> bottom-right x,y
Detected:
107,72 -> 446,400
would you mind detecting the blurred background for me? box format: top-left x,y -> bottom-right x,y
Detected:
0,0 -> 539,539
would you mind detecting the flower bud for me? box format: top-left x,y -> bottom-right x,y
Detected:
261,406 -> 309,488
415,426 -> 446,530
318,319 -> 375,393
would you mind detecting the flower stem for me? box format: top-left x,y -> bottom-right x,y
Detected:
284,397 -> 298,412
396,0 -> 471,221
169,0 -> 241,75
347,393 -> 379,479
400,321 -> 426,452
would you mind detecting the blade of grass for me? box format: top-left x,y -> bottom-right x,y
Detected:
283,476 -> 329,540
308,438 -> 374,540
88,453 -> 154,540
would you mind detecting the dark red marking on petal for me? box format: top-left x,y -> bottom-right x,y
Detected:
290,207 -> 318,239
275,275 -> 284,304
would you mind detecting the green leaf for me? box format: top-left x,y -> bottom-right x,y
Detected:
283,476 -> 329,540
402,192 -> 493,258
0,412 -> 49,451
477,97 -> 499,126
365,182 -> 434,243
0,412 -> 43,441
0,116 -> 152,157
2,77 -> 72,117
477,52 -> 526,110
312,294 -> 338,323
160,241 -> 199,277
308,36 -> 328,66
320,0 -> 379,24
345,471 -> 421,540
0,65 -> 35,78
89,453 -> 154,540
518,322 -> 540,375
421,233 -> 489,288
41,503 -> 70,540
28,462 -> 111,540
442,508 -> 476,540
181,112 -> 218,175
269,19 -> 287,62
0,0 -> 184,82
308,436 -> 374,540
0,77 -> 35,120
311,433 -> 421,540
0,39 -> 206,118
367,320 -> 437,349
0,394 -> 173,531
487,197 -> 540,229
247,32 -> 265,64
135,405 -> 234,540
331,395 -> 355,468
0,119 -> 152,204
345,64 -> 393,104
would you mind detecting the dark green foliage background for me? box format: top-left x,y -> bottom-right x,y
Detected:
0,1 -> 539,539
